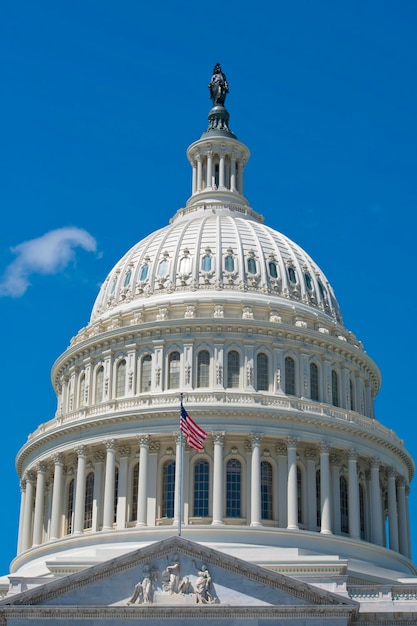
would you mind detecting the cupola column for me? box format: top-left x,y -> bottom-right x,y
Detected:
370,459 -> 384,546
50,453 -> 65,541
212,431 -> 225,525
192,160 -> 197,194
319,442 -> 332,535
397,477 -> 409,556
250,434 -> 263,527
347,450 -> 361,540
287,437 -> 299,530
102,440 -> 117,531
219,150 -> 225,189
136,435 -> 150,527
32,463 -> 47,545
230,155 -> 236,191
206,150 -> 213,189
73,446 -> 88,535
196,156 -> 202,192
387,469 -> 399,552
21,472 -> 35,552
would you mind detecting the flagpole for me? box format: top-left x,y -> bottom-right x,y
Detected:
178,393 -> 184,537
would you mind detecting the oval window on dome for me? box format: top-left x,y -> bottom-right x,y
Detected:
304,272 -> 313,291
225,254 -> 234,272
139,264 -> 149,281
317,279 -> 326,300
201,255 -> 212,272
247,257 -> 257,274
288,267 -> 297,284
158,259 -> 169,277
123,270 -> 132,288
179,256 -> 191,273
268,261 -> 278,279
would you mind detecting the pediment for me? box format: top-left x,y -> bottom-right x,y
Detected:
0,536 -> 357,623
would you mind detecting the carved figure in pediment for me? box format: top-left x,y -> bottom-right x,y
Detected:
128,564 -> 158,604
162,555 -> 181,593
193,561 -> 218,604
178,575 -> 193,595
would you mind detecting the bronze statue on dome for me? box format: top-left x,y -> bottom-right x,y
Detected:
208,63 -> 229,106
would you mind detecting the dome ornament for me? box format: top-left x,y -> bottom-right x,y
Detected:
205,63 -> 236,138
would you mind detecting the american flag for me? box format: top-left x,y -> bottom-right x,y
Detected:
180,403 -> 207,451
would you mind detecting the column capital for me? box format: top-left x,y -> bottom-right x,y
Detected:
347,449 -> 358,461
287,436 -> 299,448
36,462 -> 48,474
137,434 -> 151,447
52,452 -> 65,465
105,439 -> 117,452
212,431 -> 225,445
250,433 -> 264,447
319,441 -> 331,454
75,445 -> 88,457
370,457 -> 380,470
397,475 -> 406,488
387,467 -> 398,479
20,478 -> 27,491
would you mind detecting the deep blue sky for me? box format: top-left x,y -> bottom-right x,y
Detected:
0,1 -> 416,576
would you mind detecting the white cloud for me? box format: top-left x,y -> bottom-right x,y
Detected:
0,227 -> 97,297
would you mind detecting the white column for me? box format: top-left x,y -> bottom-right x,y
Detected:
17,479 -> 27,553
192,161 -> 197,194
347,450 -> 361,540
116,445 -> 130,529
212,432 -> 225,525
173,433 -> 183,526
206,151 -> 213,189
276,443 -> 288,528
250,434 -> 263,527
21,472 -> 35,551
319,442 -> 332,535
196,156 -> 202,192
397,477 -> 409,556
305,448 -> 318,531
330,455 -> 341,534
370,458 -> 384,546
230,156 -> 236,191
219,151 -> 225,189
50,453 -> 65,541
137,435 -> 150,527
387,469 -> 399,552
73,446 -> 88,535
92,450 -> 105,531
287,437 -> 299,530
32,463 -> 47,546
237,160 -> 244,195
102,439 -> 116,531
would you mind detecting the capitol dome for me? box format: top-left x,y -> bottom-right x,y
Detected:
6,66 -> 417,622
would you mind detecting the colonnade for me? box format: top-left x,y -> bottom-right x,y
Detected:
17,434 -> 411,560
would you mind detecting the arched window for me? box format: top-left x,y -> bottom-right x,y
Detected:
285,357 -> 296,396
318,280 -> 326,300
316,469 -> 321,527
140,354 -> 152,393
168,351 -> 180,389
268,261 -> 278,279
66,478 -> 75,535
123,270 -> 132,287
332,370 -> 339,407
84,472 -> 94,529
78,374 -> 85,407
304,272 -> 313,291
226,459 -> 241,517
131,462 -> 139,522
193,460 -> 209,517
256,353 -> 269,391
227,350 -> 240,388
261,461 -> 273,520
201,255 -> 212,272
350,378 -> 355,411
113,467 -> 119,524
310,362 -> 319,401
297,465 -> 303,524
179,256 -> 191,273
95,366 -> 104,403
139,264 -> 149,281
225,254 -> 234,272
340,476 -> 349,533
197,350 -> 210,388
162,461 -> 176,518
359,484 -> 366,539
247,257 -> 257,274
116,359 -> 126,398
110,277 -> 117,294
288,267 -> 297,284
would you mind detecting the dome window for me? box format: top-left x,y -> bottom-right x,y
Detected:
304,273 -> 313,291
158,259 -> 169,277
225,254 -> 235,272
268,261 -> 278,279
201,255 -> 212,272
110,277 -> 117,294
288,267 -> 298,284
317,279 -> 326,300
139,264 -> 149,281
247,257 -> 257,274
123,270 -> 132,288
179,256 -> 191,274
